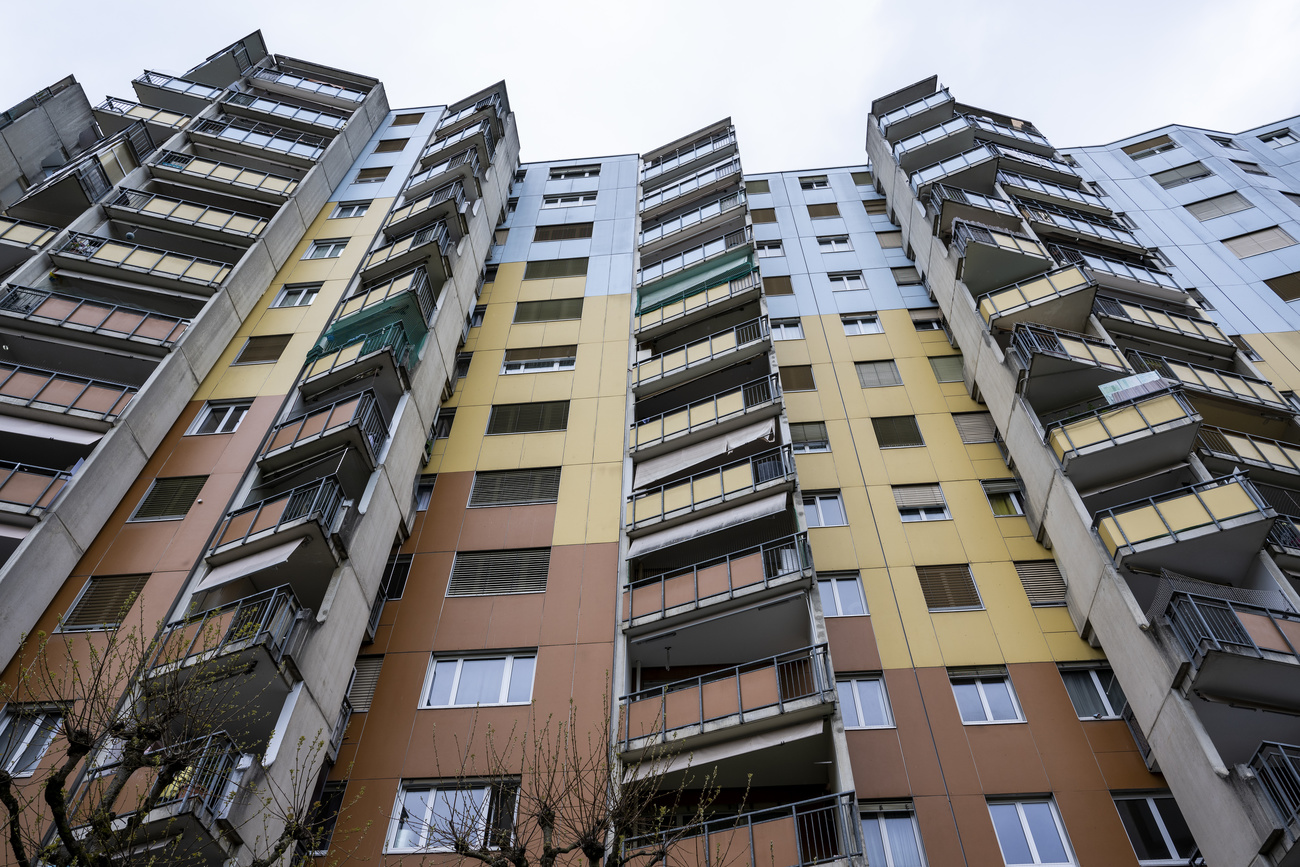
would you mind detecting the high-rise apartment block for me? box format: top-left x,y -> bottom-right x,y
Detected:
2,35 -> 1300,867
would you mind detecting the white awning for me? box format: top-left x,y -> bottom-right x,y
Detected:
626,718 -> 824,781
192,538 -> 305,593
626,491 -> 787,559
633,418 -> 775,489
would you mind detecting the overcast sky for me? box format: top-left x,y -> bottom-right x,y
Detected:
6,0 -> 1299,173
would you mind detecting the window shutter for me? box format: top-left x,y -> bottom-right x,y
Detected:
779,366 -> 815,391
807,203 -> 839,219
910,308 -> 941,323
1185,192 -> 1251,221
236,334 -> 292,364
954,412 -> 996,443
851,171 -> 873,186
448,549 -> 550,596
470,468 -> 562,506
1152,162 -> 1210,187
876,231 -> 903,248
62,575 -> 149,630
487,401 -> 570,434
1122,134 -> 1173,156
514,298 -> 584,322
915,565 -> 981,610
863,200 -> 888,215
891,266 -> 922,285
348,657 -> 384,712
131,476 -> 206,520
522,258 -> 588,279
893,484 -> 945,508
790,422 -> 829,444
856,360 -> 902,388
929,355 -> 964,382
746,179 -> 771,194
1015,561 -> 1066,606
533,223 -> 594,242
872,416 -> 923,447
750,208 -> 777,224
981,479 -> 1022,496
502,346 -> 577,364
763,275 -> 794,296
1223,227 -> 1296,259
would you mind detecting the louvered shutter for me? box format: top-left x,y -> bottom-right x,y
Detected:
514,298 -> 585,322
348,657 -> 384,712
533,223 -> 593,242
891,266 -> 922,285
1186,192 -> 1250,221
954,412 -> 996,443
856,361 -> 902,388
851,171 -> 873,185
1015,561 -> 1067,606
62,575 -> 149,630
872,416 -> 924,447
910,308 -> 941,324
522,258 -> 589,279
915,564 -> 981,610
790,423 -> 829,447
503,345 -> 577,364
448,549 -> 550,596
487,401 -> 570,434
470,468 -> 562,506
131,476 -> 207,520
893,484 -> 945,508
929,355 -> 964,382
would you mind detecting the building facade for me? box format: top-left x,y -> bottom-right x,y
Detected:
2,38 -> 1300,867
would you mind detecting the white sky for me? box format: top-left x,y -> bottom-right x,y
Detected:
6,0 -> 1300,173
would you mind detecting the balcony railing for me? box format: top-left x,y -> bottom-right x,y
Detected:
336,266 -> 435,326
0,362 -> 134,421
632,374 -> 780,451
0,285 -> 189,346
405,147 -> 480,195
436,92 -> 503,133
1129,351 -> 1290,411
264,391 -> 388,461
952,221 -> 1047,262
1166,591 -> 1300,670
633,318 -> 768,388
894,115 -> 972,161
1049,246 -> 1182,293
0,217 -> 57,250
211,476 -> 345,554
635,269 -> 760,334
362,221 -> 451,275
638,227 -> 752,286
96,97 -> 189,130
966,114 -> 1051,149
987,142 -> 1079,179
225,92 -> 348,130
644,129 -> 736,182
303,322 -> 413,382
1012,323 -> 1129,372
190,116 -> 327,161
998,170 -> 1106,211
151,150 -> 299,198
250,67 -> 366,103
619,644 -> 833,749
1046,390 -> 1197,460
640,191 -> 746,247
386,180 -> 467,232
1198,426 -> 1300,477
109,189 -> 268,238
624,533 -> 810,624
628,446 -> 795,529
1019,202 -> 1143,248
55,233 -> 232,290
421,119 -> 495,166
1093,296 -> 1230,347
151,586 -> 306,673
623,792 -> 862,867
879,87 -> 953,136
976,265 -> 1091,324
135,71 -> 222,101
1252,742 -> 1300,831
909,144 -> 997,193
1095,474 -> 1271,559
641,158 -> 741,212
0,461 -> 70,516
929,183 -> 1019,220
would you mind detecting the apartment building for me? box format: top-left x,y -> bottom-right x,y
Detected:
3,35 -> 1300,867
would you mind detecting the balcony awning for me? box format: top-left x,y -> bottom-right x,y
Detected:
633,418 -> 775,489
193,537 -> 306,593
627,491 -> 787,559
625,718 -> 824,781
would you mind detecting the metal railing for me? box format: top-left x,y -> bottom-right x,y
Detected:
1018,201 -> 1142,248
628,446 -> 795,529
894,115 -> 972,160
624,533 -> 810,623
997,170 -> 1105,210
387,179 -> 467,231
0,460 -> 71,515
633,318 -> 768,386
153,733 -> 243,819
422,120 -> 495,166
1011,322 -> 1128,371
0,362 -> 135,421
251,67 -> 366,103
635,268 -> 760,333
644,129 -> 735,181
1,75 -> 77,130
303,322 -> 413,380
966,114 -> 1051,148
264,390 -> 388,460
211,476 -> 346,554
909,143 -> 997,192
640,191 -> 746,246
1121,705 -> 1157,769
1252,742 -> 1300,830
330,696 -> 353,758
96,97 -> 189,129
15,123 -> 152,204
436,92 -> 502,132
1094,473 -> 1270,555
975,265 -> 1091,324
151,150 -> 299,197
1270,519 -> 1300,552
337,266 -> 435,325
109,188 -> 267,238
928,183 -> 1019,219
632,374 -> 780,450
1045,390 -> 1194,457
0,217 -> 58,249
151,586 -> 306,672
986,141 -> 1079,178
0,285 -> 189,346
952,220 -> 1047,260
190,115 -> 327,161
1198,426 -> 1300,476
363,220 -> 452,274
1093,295 -> 1228,345
55,232 -> 232,289
638,227 -> 752,286
135,71 -> 222,100
1048,245 -> 1181,292
879,87 -> 952,135
225,92 -> 348,129
406,147 -> 480,193
640,158 -> 741,212
1128,350 -> 1289,410
1166,591 -> 1300,669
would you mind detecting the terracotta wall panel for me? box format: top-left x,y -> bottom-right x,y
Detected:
825,615 -> 880,671
914,667 -> 982,795
1056,789 -> 1142,867
965,723 -> 1049,794
914,794 -> 968,867
845,728 -> 909,798
882,669 -> 946,796
1011,662 -> 1108,791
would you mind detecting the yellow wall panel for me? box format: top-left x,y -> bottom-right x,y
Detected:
774,341 -> 811,366
584,461 -> 624,544
933,611 -> 1003,665
520,431 -> 567,467
593,397 -> 630,464
561,399 -> 599,465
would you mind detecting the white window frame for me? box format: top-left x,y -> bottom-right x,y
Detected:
386,782 -> 504,852
951,674 -> 1024,724
800,176 -> 830,190
187,400 -> 252,435
829,272 -> 866,291
842,314 -> 882,335
549,165 -> 600,179
988,799 -> 1076,866
1060,666 -> 1126,720
860,805 -> 928,867
501,352 -> 577,374
270,282 -> 321,308
420,653 -> 537,708
791,422 -> 831,454
540,193 -> 597,208
0,706 -> 61,777
817,235 -> 853,252
1261,129 -> 1298,148
839,677 -> 893,729
756,241 -> 784,258
304,239 -> 348,259
899,505 -> 950,523
983,484 -> 1027,517
771,318 -> 804,341
818,573 -> 866,616
803,492 -> 847,527
1112,794 -> 1194,866
330,201 -> 370,219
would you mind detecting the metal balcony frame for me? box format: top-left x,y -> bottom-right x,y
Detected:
210,476 -> 346,556
0,460 -> 72,516
0,285 -> 189,347
627,445 -> 796,530
1093,473 -> 1272,552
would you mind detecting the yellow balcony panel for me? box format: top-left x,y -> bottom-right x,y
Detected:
300,323 -> 414,402
929,183 -> 1024,239
631,374 -> 781,459
953,220 -> 1052,294
188,115 -> 327,167
1019,202 -> 1147,257
1011,323 -> 1131,410
1199,426 -> 1300,486
976,265 -> 1095,331
94,96 -> 189,142
1094,295 -> 1233,356
106,189 -> 267,243
52,233 -> 231,294
627,447 -> 795,534
1051,246 -> 1186,304
635,269 -> 761,341
1047,390 -> 1200,490
420,119 -> 495,170
1130,351 -> 1291,414
0,215 -> 58,273
404,147 -> 481,201
361,221 -> 452,283
150,150 -> 299,203
384,179 -> 468,239
631,318 -> 770,394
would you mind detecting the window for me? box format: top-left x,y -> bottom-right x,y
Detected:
1261,129 -> 1298,148
456,353 -> 473,380
190,400 -> 251,435
863,199 -> 888,215
843,314 -> 882,335
1266,272 -> 1300,302
746,179 -> 771,194
1223,226 -> 1297,258
1123,135 -> 1177,160
983,479 -> 1026,516
388,781 -> 517,852
911,309 -> 944,331
873,416 -> 924,448
304,239 -> 347,259
432,408 -> 455,439
771,319 -> 804,341
415,477 -> 436,510
373,138 -> 408,154
61,574 -> 149,631
355,167 -> 390,184
486,401 -> 570,434
423,653 -> 536,707
128,476 -> 206,522
829,271 -> 866,291
891,266 -> 923,286
235,334 -> 292,364
1209,135 -> 1242,150
988,799 -> 1074,865
1185,192 -> 1252,221
308,781 -> 348,855
876,231 -> 903,248
549,164 -> 599,179
271,282 -> 321,307
856,360 -> 903,388
1188,287 -> 1216,310
1287,192 -> 1300,209
330,201 -> 369,219
449,549 -> 549,596
533,222 -> 594,242
954,412 -> 996,444
501,345 -> 577,373
541,193 -> 597,208
808,203 -> 840,219
803,492 -> 847,527
756,241 -> 784,258
523,258 -> 588,279
514,298 -> 583,322
493,228 -> 509,246
818,235 -> 852,252
513,169 -> 528,184
507,197 -> 518,214
852,171 -> 873,186
1060,665 -> 1127,720
1233,159 -> 1270,176
951,670 -> 1022,723
1016,560 -> 1067,607
800,176 -> 829,190
382,554 -> 412,601
779,365 -> 815,391
791,422 -> 831,454
764,275 -> 793,295
918,564 -> 981,611
839,677 -> 893,728
469,305 -> 487,328
1285,390 -> 1300,414
348,656 -> 383,712
750,208 -> 777,223
929,355 -> 964,382
0,706 -> 60,776
818,573 -> 866,616
1152,162 -> 1211,189
861,805 -> 927,867
894,485 -> 949,523
1113,794 -> 1196,866
391,113 -> 424,126
470,468 -> 561,506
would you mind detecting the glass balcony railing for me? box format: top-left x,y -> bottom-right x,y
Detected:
1019,202 -> 1143,249
632,374 -> 780,451
976,265 -> 1092,324
644,128 -> 736,182
633,318 -> 768,388
1166,591 -> 1300,673
151,150 -> 299,197
54,232 -> 232,290
635,269 -> 760,334
1047,390 -> 1197,461
640,190 -> 745,247
909,144 -> 997,193
225,92 -> 348,130
135,71 -> 222,101
421,119 -> 495,167
628,446 -> 795,529
893,115 -> 972,161
0,216 -> 58,250
405,147 -> 480,196
966,114 -> 1051,149
335,266 -> 435,328
879,87 -> 953,136
362,221 -> 452,276
96,97 -> 189,130
0,285 -> 188,346
1129,351 -> 1290,411
0,460 -> 71,516
953,221 -> 1047,262
150,586 -> 306,673
638,226 -> 752,286
190,116 -> 327,161
1095,474 -> 1270,559
211,476 -> 346,555
929,184 -> 1019,220
436,92 -> 503,133
618,643 -> 833,750
386,180 -> 467,233
1049,246 -> 1182,294
303,322 -> 413,383
997,170 -> 1106,211
640,157 -> 741,212
250,67 -> 367,103
108,188 -> 268,238
1093,295 -> 1230,348
987,142 -> 1079,179
0,362 -> 134,422
1198,426 -> 1300,477
264,390 -> 389,464
1012,323 -> 1129,372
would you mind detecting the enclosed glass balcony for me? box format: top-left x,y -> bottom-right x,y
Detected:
385,179 -> 467,238
643,128 -> 736,186
632,374 -> 780,454
952,221 -> 1051,293
225,91 -> 348,131
976,265 -> 1095,331
0,461 -> 70,518
260,390 -> 389,473
106,189 -> 267,241
150,150 -> 299,201
420,119 -> 495,169
1011,322 -> 1130,410
0,285 -> 188,349
928,184 -> 1023,238
404,147 -> 480,200
1129,351 -> 1291,413
634,268 -> 761,339
361,220 -> 452,282
632,318 -> 769,392
189,116 -> 327,165
628,446 -> 795,531
640,157 -> 741,215
1094,295 -> 1232,355
638,227 -> 752,287
0,362 -> 134,424
250,67 -> 367,106
52,233 -> 231,293
997,170 -> 1108,215
878,86 -> 955,140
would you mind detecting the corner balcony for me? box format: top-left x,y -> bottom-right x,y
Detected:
259,390 -> 389,474
1046,390 -> 1200,490
631,318 -> 770,395
249,66 -> 367,109
1095,474 -> 1275,579
997,170 -> 1109,216
360,220 -> 452,283
987,142 -> 1082,187
638,227 -> 752,288
640,157 -> 742,218
643,128 -> 737,188
0,217 -> 58,272
1198,427 -> 1300,485
965,113 -> 1054,155
0,285 -> 188,352
300,322 -> 415,401
6,123 -> 153,224
623,533 -> 811,630
619,644 -> 834,755
878,86 -> 955,141
94,97 -> 189,139
909,144 -> 998,197
420,119 -> 495,169
1094,296 -> 1233,356
1049,246 -> 1185,303
0,362 -> 134,426
404,147 -> 480,200
1018,201 -> 1147,256
435,91 -> 504,139
628,446 -> 796,534
331,266 -> 436,340
893,115 -> 980,171
1129,351 -> 1292,414
51,233 -> 231,294
639,190 -> 746,254
634,268 -> 761,342
976,264 -> 1096,331
1010,322 -> 1131,410
952,221 -> 1051,293
0,461 -> 70,520
189,116 -> 326,167
150,150 -> 299,202
928,184 -> 1023,238
384,179 -> 468,239
632,373 -> 781,457
105,189 -> 267,244
132,70 -> 223,112
223,91 -> 348,134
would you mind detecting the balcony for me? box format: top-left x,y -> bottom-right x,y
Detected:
189,116 -> 326,166
1252,742 -> 1300,862
0,216 -> 58,272
94,97 -> 189,139
150,150 -> 299,202
1094,296 -> 1233,356
360,220 -> 451,282
1046,390 -> 1200,490
644,128 -> 737,187
0,461 -> 70,519
7,123 -> 153,225
105,189 -> 267,243
51,233 -> 231,294
640,190 -> 746,252
987,142 -> 1081,186
1049,246 -> 1184,303
928,184 -> 1022,238
1198,427 -> 1300,484
634,268 -> 761,341
224,91 -> 348,133
404,147 -> 480,200
1095,474 -> 1275,579
952,221 -> 1051,293
436,91 -> 504,138
332,266 -> 436,340
909,144 -> 998,196
640,157 -> 742,217
976,265 -> 1095,331
301,323 -> 415,400
632,374 -> 781,457
632,318 -> 770,394
260,390 -> 389,474
133,71 -> 223,111
1010,323 -> 1131,410
420,119 -> 495,169
628,446 -> 795,533
0,362 -> 134,425
384,179 -> 468,239
0,285 -> 188,351
965,113 -> 1054,155
878,86 -> 955,140
639,227 -> 752,287
893,116 -> 979,171
624,792 -> 863,867
250,66 -> 367,109
1018,201 -> 1146,255
997,170 -> 1108,216
1128,351 -> 1292,414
